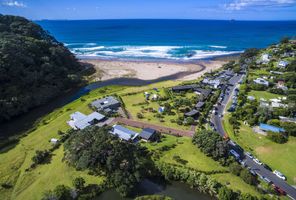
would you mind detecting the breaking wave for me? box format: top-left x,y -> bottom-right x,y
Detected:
67,44 -> 242,60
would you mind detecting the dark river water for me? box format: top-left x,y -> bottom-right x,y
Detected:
97,179 -> 213,200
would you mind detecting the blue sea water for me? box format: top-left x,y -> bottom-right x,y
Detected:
37,19 -> 296,61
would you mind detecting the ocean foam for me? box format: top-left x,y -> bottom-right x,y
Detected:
70,45 -> 241,60
209,45 -> 227,49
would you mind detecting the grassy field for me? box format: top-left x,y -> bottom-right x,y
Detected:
248,90 -> 285,100
0,86 -> 125,200
121,87 -> 194,130
223,113 -> 296,185
141,134 -> 261,196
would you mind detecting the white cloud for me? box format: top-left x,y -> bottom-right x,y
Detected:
224,0 -> 296,10
2,1 -> 26,8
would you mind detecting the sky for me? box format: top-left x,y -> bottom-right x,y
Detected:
0,0 -> 296,20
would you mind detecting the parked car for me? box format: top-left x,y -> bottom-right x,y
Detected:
273,170 -> 286,181
245,152 -> 253,159
272,185 -> 286,196
253,158 -> 263,165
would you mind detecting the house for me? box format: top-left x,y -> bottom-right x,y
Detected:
276,80 -> 288,91
259,123 -> 285,133
50,138 -> 58,145
67,111 -> 105,130
172,84 -> 198,92
261,54 -> 270,64
194,88 -> 212,100
139,128 -> 158,142
202,78 -> 221,89
184,109 -> 199,118
254,78 -> 269,86
259,100 -> 269,108
144,92 -> 150,100
91,96 -> 121,113
279,116 -> 296,123
278,61 -> 289,68
111,125 -> 139,141
195,101 -> 205,110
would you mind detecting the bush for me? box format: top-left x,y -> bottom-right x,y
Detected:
240,169 -> 258,186
32,150 -> 52,165
267,132 -> 288,144
229,162 -> 242,176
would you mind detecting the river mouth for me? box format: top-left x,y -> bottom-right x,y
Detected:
96,178 -> 213,200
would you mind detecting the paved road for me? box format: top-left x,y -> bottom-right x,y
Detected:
112,118 -> 194,137
210,73 -> 296,200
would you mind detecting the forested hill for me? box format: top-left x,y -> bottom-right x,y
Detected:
0,15 -> 83,122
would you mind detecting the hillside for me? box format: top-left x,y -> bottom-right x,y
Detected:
0,15 -> 83,122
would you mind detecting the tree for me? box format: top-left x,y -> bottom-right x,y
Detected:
64,126 -> 151,197
240,169 -> 258,186
0,15 -> 84,122
218,186 -> 235,200
72,177 -> 85,192
280,36 -> 290,44
54,185 -> 73,200
229,162 -> 242,176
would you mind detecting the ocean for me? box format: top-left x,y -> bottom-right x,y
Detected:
37,19 -> 296,61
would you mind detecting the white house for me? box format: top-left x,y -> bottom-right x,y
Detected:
278,60 -> 289,68
247,96 -> 255,101
67,111 -> 105,130
261,54 -> 270,64
202,78 -> 221,89
111,125 -> 139,141
254,78 -> 269,86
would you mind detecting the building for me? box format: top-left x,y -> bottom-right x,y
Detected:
261,54 -> 270,64
172,84 -> 198,92
279,116 -> 296,123
195,101 -> 205,110
184,109 -> 199,118
68,111 -> 105,130
202,78 -> 221,89
111,125 -> 139,141
254,78 -> 269,86
158,107 -> 165,113
259,123 -> 285,133
91,96 -> 121,113
139,128 -> 158,142
194,88 -> 212,100
278,61 -> 289,68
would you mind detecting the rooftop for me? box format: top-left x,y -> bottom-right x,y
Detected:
140,128 -> 157,140
112,125 -> 139,141
259,123 -> 285,133
91,96 -> 120,110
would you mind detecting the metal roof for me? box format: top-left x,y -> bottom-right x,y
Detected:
140,128 -> 157,140
259,123 -> 285,133
112,125 -> 139,141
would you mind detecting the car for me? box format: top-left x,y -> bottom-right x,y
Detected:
218,114 -> 223,118
273,170 -> 286,181
272,185 -> 286,196
253,158 -> 263,165
245,152 -> 253,159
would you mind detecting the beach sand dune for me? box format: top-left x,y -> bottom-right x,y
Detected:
82,59 -> 227,82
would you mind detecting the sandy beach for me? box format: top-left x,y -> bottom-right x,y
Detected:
81,59 -> 228,82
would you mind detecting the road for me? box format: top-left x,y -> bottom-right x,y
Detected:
211,73 -> 296,200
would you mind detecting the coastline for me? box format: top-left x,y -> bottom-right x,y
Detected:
80,56 -> 233,82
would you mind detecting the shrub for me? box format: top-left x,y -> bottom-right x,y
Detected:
266,132 -> 288,144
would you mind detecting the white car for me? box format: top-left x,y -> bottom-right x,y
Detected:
253,158 -> 263,165
245,152 -> 253,159
273,170 -> 286,181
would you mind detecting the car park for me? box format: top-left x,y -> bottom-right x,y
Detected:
273,170 -> 286,181
253,158 -> 263,165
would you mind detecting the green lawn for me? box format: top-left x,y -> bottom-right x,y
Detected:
121,88 -> 193,130
248,90 -> 285,100
223,113 -> 296,185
